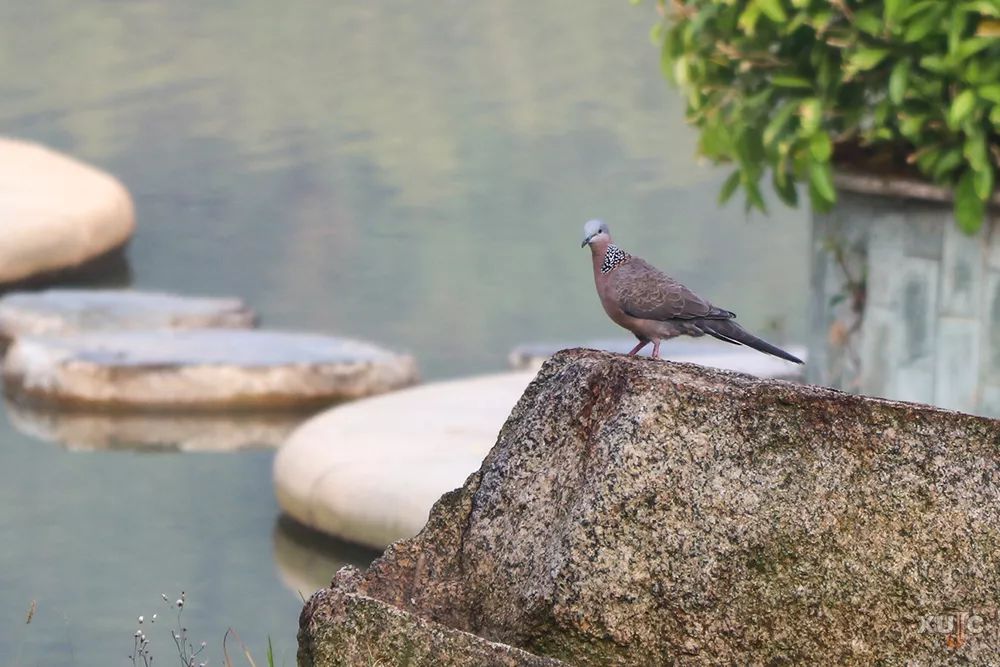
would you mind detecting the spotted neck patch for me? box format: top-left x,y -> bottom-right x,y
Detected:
601,244 -> 630,274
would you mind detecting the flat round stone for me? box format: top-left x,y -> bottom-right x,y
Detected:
0,289 -> 256,342
0,138 -> 135,284
2,330 -> 418,410
273,371 -> 536,549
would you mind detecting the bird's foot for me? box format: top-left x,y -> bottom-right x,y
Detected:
627,340 -> 650,356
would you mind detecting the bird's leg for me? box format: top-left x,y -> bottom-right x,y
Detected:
627,340 -> 650,356
651,340 -> 661,359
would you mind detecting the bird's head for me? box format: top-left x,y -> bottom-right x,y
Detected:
580,219 -> 610,248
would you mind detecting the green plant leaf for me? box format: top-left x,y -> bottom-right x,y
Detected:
718,169 -> 742,205
948,89 -> 977,129
798,98 -> 822,135
916,147 -> 942,173
772,168 -> 799,206
969,1 -> 1000,18
978,84 -> 1000,103
771,75 -> 813,89
901,1 -> 935,20
954,170 -> 985,233
809,130 -> 832,161
884,0 -> 904,23
904,12 -> 941,42
699,119 -> 733,158
931,147 -> 963,181
899,114 -> 926,140
763,100 -> 798,146
853,9 -> 883,36
847,48 -> 890,72
808,160 -> 836,204
744,177 -> 768,213
965,132 -> 990,172
955,36 -> 993,61
919,55 -> 949,75
757,0 -> 788,23
649,22 -> 664,46
738,3 -> 762,35
889,61 -> 909,104
974,164 -> 994,201
947,9 -> 968,56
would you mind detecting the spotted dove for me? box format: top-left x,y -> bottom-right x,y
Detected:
581,219 -> 803,363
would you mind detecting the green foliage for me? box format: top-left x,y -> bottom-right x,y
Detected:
654,0 -> 1000,232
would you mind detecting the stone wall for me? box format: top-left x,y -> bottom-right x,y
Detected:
810,190 -> 1000,417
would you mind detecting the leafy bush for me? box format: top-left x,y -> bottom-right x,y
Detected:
654,0 -> 1000,231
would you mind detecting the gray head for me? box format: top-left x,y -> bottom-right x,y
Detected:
580,219 -> 611,248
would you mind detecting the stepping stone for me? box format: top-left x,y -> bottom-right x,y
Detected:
0,138 -> 135,284
4,398 -> 304,451
273,371 -> 536,550
0,289 -> 256,343
508,339 -> 807,380
2,330 -> 418,410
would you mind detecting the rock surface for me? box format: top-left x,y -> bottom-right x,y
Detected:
509,338 -> 806,380
274,372 -> 535,549
0,138 -> 135,284
3,330 -> 417,410
0,289 -> 256,342
300,348 -> 1000,666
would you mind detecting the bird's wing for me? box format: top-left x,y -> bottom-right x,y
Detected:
611,258 -> 735,321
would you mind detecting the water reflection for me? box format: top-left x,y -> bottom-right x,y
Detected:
0,247 -> 133,293
272,516 -> 381,599
4,398 -> 310,451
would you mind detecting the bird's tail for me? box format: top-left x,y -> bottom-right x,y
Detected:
699,319 -> 804,364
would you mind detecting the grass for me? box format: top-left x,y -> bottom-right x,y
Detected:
129,591 -> 279,667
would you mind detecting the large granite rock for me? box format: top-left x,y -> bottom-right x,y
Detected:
300,349 -> 1000,666
3,330 -> 417,410
0,138 -> 135,284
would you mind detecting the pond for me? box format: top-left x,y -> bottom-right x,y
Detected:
0,1 -> 808,664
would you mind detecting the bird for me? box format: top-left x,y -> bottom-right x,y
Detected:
580,219 -> 803,364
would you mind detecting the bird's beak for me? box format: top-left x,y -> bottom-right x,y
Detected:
581,234 -> 595,248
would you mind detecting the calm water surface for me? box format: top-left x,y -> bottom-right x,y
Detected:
0,1 -> 808,664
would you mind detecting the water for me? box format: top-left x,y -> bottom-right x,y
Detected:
0,1 -> 809,664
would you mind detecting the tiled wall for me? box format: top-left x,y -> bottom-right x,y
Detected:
809,191 -> 1000,418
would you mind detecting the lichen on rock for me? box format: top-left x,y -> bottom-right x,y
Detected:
299,348 -> 1000,665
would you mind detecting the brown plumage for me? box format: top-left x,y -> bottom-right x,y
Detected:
580,220 -> 803,363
